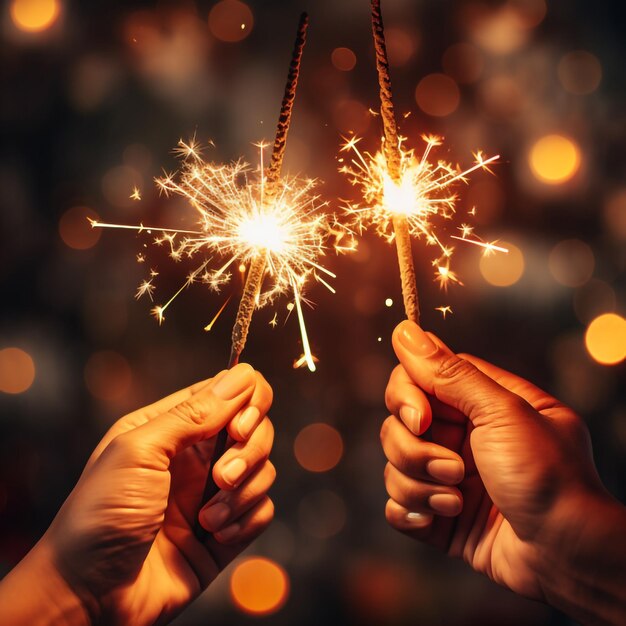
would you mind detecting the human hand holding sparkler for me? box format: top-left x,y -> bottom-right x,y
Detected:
381,321 -> 626,625
0,364 -> 276,626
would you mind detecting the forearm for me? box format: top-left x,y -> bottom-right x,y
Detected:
0,539 -> 91,626
539,490 -> 626,625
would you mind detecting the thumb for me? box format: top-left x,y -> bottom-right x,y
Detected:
392,321 -> 529,427
110,363 -> 256,466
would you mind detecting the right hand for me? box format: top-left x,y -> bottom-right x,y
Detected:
381,321 -> 618,603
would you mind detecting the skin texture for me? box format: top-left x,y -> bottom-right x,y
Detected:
0,363 -> 276,626
382,321 -> 626,625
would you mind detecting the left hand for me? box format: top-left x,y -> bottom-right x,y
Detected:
40,363 -> 274,625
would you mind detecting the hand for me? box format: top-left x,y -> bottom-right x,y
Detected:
381,321 -> 626,624
0,363 -> 275,626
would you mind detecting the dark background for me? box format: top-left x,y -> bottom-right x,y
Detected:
1,0 -> 624,624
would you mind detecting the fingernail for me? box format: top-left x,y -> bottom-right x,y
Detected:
405,512 -> 433,527
398,322 -> 437,357
399,406 -> 421,434
426,459 -> 464,485
200,502 -> 230,531
212,364 -> 253,400
428,493 -> 462,516
221,457 -> 247,487
238,406 -> 261,439
216,522 -> 240,542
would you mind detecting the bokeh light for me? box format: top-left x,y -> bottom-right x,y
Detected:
529,134 -> 581,185
331,47 -> 356,72
230,557 -> 289,616
0,348 -> 35,394
558,51 -> 602,95
479,242 -> 524,287
442,42 -> 484,84
548,239 -> 594,287
573,279 -> 616,324
101,165 -> 143,209
298,490 -> 347,538
478,75 -> 526,121
585,313 -> 626,365
414,73 -> 460,117
333,99 -> 370,134
385,298 -> 393,307
58,207 -> 102,250
84,350 -> 132,402
208,0 -> 253,43
385,27 -> 418,67
10,0 -> 60,33
294,423 -> 343,472
604,189 -> 626,240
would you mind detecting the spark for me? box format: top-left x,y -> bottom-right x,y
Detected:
340,133 -> 502,293
204,294 -> 232,331
95,140 -> 338,368
293,352 -> 319,369
136,279 -> 155,301
435,305 -> 453,319
450,235 -> 508,255
130,186 -> 142,201
269,312 -> 278,328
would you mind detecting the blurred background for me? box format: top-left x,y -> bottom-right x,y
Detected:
1,0 -> 625,624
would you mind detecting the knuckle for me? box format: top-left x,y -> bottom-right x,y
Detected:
435,355 -> 476,383
171,397 -> 211,426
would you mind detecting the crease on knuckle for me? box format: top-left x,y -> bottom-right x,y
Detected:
435,354 -> 476,384
170,397 -> 210,426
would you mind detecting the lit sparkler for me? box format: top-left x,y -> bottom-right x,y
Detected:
340,0 -> 505,323
91,13 -> 327,540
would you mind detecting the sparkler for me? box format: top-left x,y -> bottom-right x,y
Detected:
340,0 -> 504,323
92,13 -> 328,540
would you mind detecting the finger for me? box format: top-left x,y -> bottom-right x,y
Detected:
384,462 -> 463,516
212,417 -> 274,490
385,498 -> 433,533
199,461 -> 276,533
385,365 -> 432,435
213,496 -> 275,545
86,373 -> 229,467
392,321 -> 533,428
227,371 -> 273,442
380,415 -> 464,483
107,364 -> 256,468
459,353 -> 570,415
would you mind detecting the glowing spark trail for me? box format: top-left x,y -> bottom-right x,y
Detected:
340,0 -> 504,323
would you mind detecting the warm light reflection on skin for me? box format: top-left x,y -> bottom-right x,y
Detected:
0,348 -> 35,394
529,135 -> 581,184
230,557 -> 289,616
585,313 -> 626,365
479,241 -> 524,287
10,0 -> 60,33
294,423 -> 343,472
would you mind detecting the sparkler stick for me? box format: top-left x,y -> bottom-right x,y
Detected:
371,0 -> 420,323
195,12 -> 310,541
229,11 -> 309,367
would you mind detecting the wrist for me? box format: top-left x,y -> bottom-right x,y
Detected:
536,486 -> 626,625
0,538 -> 93,626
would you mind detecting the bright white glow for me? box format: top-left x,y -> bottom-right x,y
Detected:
238,214 -> 288,253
